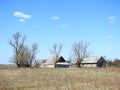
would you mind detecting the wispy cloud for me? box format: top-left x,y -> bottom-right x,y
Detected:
105,35 -> 112,39
13,11 -> 31,22
49,16 -> 60,20
108,16 -> 116,19
13,11 -> 31,19
108,21 -> 116,24
19,19 -> 26,23
61,24 -> 69,28
108,16 -> 117,24
32,24 -> 40,28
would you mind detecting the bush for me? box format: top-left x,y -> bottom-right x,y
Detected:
34,60 -> 40,68
113,59 -> 120,67
107,59 -> 120,67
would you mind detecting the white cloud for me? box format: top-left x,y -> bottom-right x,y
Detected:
49,16 -> 60,20
108,21 -> 116,24
61,24 -> 69,28
105,35 -> 112,39
108,16 -> 116,19
19,19 -> 26,22
13,11 -> 31,19
108,16 -> 117,24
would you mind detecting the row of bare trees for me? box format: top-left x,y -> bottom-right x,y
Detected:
49,42 -> 91,67
9,32 -> 91,68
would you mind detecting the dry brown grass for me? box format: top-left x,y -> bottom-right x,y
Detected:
0,67 -> 120,90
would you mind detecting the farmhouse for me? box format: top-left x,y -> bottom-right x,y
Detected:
41,56 -> 70,68
80,56 -> 106,67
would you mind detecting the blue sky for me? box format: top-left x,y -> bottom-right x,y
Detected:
0,0 -> 120,64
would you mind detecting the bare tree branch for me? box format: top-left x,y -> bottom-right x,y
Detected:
49,43 -> 63,58
30,43 -> 38,67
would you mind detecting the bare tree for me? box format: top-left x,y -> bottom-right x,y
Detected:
29,43 -> 38,67
9,32 -> 38,68
9,32 -> 26,67
49,43 -> 63,59
72,41 -> 91,67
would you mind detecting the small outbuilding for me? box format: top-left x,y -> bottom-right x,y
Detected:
80,56 -> 106,67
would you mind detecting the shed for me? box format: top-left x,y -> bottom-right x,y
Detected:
80,56 -> 106,67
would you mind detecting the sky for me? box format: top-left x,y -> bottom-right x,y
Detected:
0,0 -> 120,64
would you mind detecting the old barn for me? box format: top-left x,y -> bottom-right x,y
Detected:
80,56 -> 106,67
41,56 -> 70,68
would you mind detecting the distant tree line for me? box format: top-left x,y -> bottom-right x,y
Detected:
107,59 -> 120,67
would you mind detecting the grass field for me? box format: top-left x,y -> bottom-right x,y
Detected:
0,67 -> 120,90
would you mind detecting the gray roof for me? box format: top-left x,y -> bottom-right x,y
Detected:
42,56 -> 66,65
43,56 -> 57,65
81,56 -> 103,63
